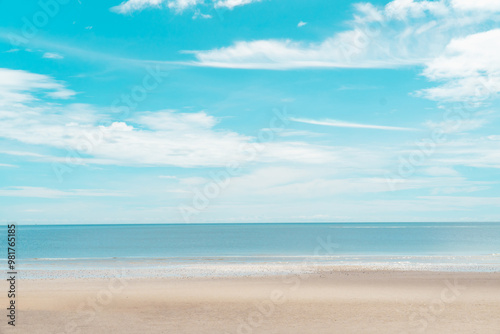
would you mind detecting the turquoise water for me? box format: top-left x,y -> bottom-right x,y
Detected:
3,222 -> 500,258
2,223 -> 500,275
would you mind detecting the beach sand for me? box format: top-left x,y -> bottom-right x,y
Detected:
2,270 -> 499,334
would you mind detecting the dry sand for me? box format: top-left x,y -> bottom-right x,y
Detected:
1,270 -> 499,334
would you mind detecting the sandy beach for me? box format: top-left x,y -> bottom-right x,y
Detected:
2,270 -> 499,334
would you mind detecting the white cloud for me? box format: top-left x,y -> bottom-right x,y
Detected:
42,52 -> 64,59
384,0 -> 449,19
133,110 -> 217,130
423,166 -> 460,176
430,185 -> 489,195
214,0 -> 260,9
418,195 -> 500,208
297,21 -> 307,27
111,0 -> 259,14
0,107 -> 248,167
450,0 -> 500,11
424,118 -> 488,134
291,117 -> 416,131
0,68 -> 75,105
0,150 -> 48,158
188,0 -> 500,69
189,37 -> 424,70
0,186 -> 128,198
430,137 -> 500,169
196,166 -> 490,203
0,68 -> 343,168
167,0 -> 203,11
185,0 -> 500,104
111,0 -> 165,14
0,163 -> 17,168
192,9 -> 212,19
418,29 -> 500,101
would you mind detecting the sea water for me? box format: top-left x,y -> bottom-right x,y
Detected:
2,222 -> 499,277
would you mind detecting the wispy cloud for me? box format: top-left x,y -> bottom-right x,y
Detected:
0,32 -> 149,69
428,137 -> 500,169
423,166 -> 460,177
450,0 -> 500,11
111,0 -> 165,14
0,163 -> 17,168
215,0 -> 261,10
111,0 -> 260,14
42,52 -> 64,59
424,118 -> 488,134
159,175 -> 178,179
0,150 -> 48,158
290,118 -> 417,131
181,1 -> 500,105
185,0 -> 500,92
0,68 -> 75,104
0,68 -> 343,168
0,186 -> 129,198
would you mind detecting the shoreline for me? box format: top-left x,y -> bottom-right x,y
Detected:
17,258 -> 500,280
17,268 -> 500,281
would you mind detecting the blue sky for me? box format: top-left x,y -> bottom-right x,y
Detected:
1,0 -> 500,224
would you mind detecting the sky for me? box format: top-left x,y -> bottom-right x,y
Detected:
0,0 -> 500,224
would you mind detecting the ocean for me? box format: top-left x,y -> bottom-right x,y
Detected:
3,222 -> 500,277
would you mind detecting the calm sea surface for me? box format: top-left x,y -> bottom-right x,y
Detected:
2,223 -> 500,274
2,222 -> 499,258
